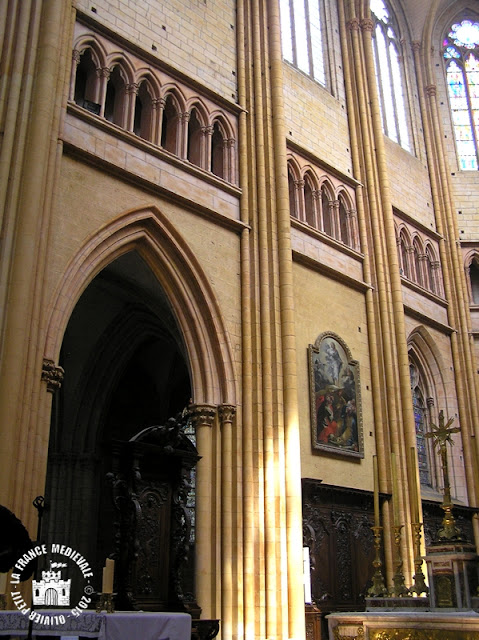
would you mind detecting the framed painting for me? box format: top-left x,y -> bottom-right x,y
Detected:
309,332 -> 363,458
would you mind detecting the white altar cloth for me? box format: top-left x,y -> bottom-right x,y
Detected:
0,610 -> 192,640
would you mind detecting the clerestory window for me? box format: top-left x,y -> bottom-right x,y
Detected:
370,0 -> 411,151
443,19 -> 479,170
280,0 -> 327,86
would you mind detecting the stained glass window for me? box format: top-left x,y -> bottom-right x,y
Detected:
280,0 -> 326,86
370,0 -> 411,151
443,19 -> 479,170
409,361 -> 431,486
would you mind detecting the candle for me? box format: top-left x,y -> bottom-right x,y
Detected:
102,558 -> 115,594
303,547 -> 312,604
391,452 -> 400,526
373,455 -> 380,527
409,446 -> 419,524
0,573 -> 7,595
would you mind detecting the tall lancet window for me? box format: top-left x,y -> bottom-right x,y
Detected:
370,0 -> 411,151
443,19 -> 479,170
409,360 -> 431,487
280,0 -> 326,86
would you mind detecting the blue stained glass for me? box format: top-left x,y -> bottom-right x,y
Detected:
444,45 -> 460,59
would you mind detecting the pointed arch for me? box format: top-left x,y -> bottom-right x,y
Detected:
160,88 -> 185,155
73,35 -> 108,69
412,235 -> 425,286
160,84 -> 187,113
407,325 -> 451,490
287,157 -> 301,219
187,103 -> 208,169
105,53 -> 136,86
209,110 -> 235,140
44,207 -> 237,406
319,177 -> 334,237
303,170 -> 318,228
135,69 -> 161,98
398,226 -> 411,278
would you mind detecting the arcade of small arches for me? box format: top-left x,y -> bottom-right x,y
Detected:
396,225 -> 442,296
70,32 -> 238,184
287,159 -> 360,252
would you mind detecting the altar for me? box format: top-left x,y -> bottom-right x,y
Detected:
328,610 -> 479,639
0,610 -> 192,640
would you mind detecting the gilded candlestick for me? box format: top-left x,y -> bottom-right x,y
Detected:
410,522 -> 429,596
390,525 -> 410,597
367,525 -> 388,597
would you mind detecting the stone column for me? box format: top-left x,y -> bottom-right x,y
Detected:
226,138 -> 236,184
190,404 -> 217,618
179,111 -> 190,159
152,97 -> 165,146
97,67 -> 111,117
219,404 -> 236,640
125,82 -> 139,132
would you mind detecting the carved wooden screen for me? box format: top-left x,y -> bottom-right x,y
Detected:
108,413 -> 200,614
302,479 -> 377,617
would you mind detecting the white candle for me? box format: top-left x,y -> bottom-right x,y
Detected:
0,573 -> 7,595
102,558 -> 115,594
303,547 -> 312,604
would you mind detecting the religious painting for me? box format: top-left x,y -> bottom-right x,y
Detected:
309,332 -> 363,458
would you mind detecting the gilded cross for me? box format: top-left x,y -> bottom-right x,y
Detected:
425,410 -> 462,540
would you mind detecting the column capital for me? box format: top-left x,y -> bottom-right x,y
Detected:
97,67 -> 111,80
426,85 -> 437,97
72,49 -> 81,65
360,18 -> 374,33
347,18 -> 360,32
412,41 -> 421,53
42,358 -> 64,393
189,403 -> 216,427
218,404 -> 236,425
126,83 -> 139,95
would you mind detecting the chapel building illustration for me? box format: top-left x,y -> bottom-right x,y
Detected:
32,569 -> 71,607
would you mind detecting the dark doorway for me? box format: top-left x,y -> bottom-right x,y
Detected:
43,251 -> 192,603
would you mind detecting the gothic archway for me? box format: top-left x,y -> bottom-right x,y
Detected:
42,207 -> 237,607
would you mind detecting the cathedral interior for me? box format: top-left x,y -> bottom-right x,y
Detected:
1,0 -> 479,638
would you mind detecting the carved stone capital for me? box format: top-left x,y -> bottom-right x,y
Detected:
226,138 -> 235,149
218,404 -> 236,425
189,404 -> 216,428
180,111 -> 191,124
347,18 -> 360,32
426,84 -> 437,97
295,179 -> 305,189
360,18 -> 374,33
202,125 -> 214,136
42,358 -> 65,393
412,41 -> 421,53
126,83 -> 139,95
72,49 -> 81,65
153,97 -> 166,109
97,67 -> 111,79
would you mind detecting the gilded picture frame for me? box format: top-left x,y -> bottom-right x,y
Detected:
309,332 -> 364,458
